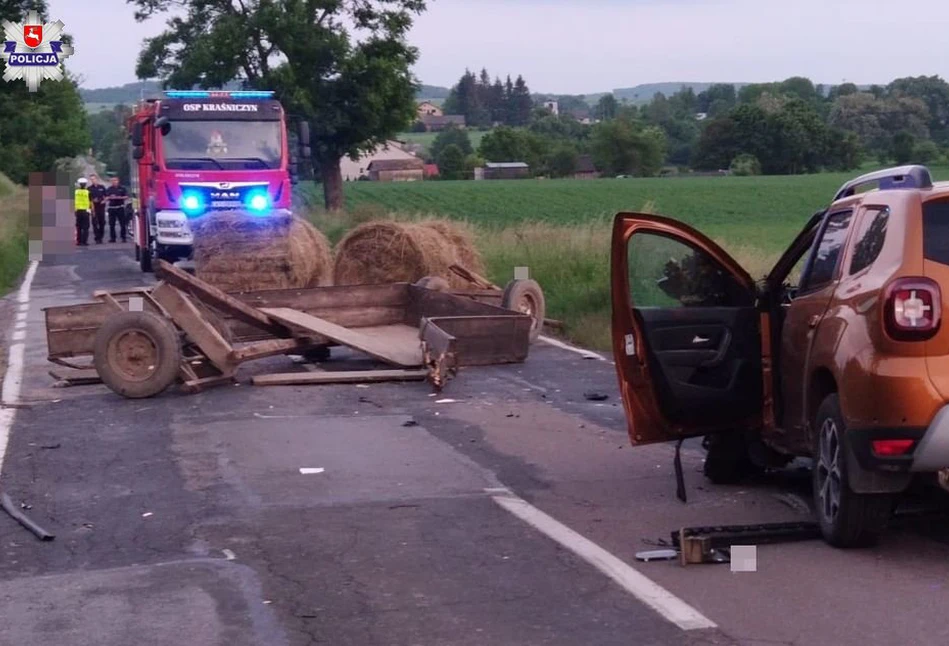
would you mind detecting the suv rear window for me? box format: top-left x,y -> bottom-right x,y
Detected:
924,200 -> 949,266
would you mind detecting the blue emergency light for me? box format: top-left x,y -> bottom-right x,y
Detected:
245,189 -> 271,214
180,191 -> 205,216
164,90 -> 275,100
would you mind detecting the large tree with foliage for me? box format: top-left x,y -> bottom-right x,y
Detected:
590,117 -> 666,177
131,0 -> 426,210
429,126 -> 472,162
0,0 -> 90,183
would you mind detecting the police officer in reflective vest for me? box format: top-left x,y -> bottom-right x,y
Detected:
74,177 -> 91,246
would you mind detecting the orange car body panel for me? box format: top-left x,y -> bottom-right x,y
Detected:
613,176 -> 949,461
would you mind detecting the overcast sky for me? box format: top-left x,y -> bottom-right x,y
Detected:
48,0 -> 949,93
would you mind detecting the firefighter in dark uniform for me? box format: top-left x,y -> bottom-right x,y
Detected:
105,176 -> 130,242
74,177 -> 91,246
88,173 -> 108,244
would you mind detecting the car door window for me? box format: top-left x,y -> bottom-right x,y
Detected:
628,233 -> 753,308
800,211 -> 853,291
849,207 -> 889,275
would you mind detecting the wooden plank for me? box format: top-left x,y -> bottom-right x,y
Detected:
228,338 -> 320,363
449,264 -> 500,290
97,293 -> 124,311
155,260 -> 289,337
151,283 -> 235,374
252,369 -> 428,387
261,307 -> 423,368
93,287 -> 151,298
406,287 -> 514,325
181,374 -> 236,394
224,305 -> 404,342
239,283 -> 409,314
426,315 -> 531,366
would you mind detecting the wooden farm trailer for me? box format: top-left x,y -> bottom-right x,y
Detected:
43,261 -> 536,399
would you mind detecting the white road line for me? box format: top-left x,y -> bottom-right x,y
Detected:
11,330 -> 25,341
15,312 -> 27,323
489,488 -> 716,632
14,321 -> 26,330
1,261 -> 38,471
538,335 -> 613,363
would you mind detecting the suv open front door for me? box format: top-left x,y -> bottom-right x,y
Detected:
611,213 -> 764,446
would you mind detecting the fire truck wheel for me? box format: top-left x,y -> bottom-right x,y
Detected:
140,243 -> 153,273
94,311 -> 181,399
502,279 -> 546,343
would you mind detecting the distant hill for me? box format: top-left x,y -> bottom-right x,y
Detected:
417,84 -> 450,100
613,82 -> 748,104
81,80 -> 451,108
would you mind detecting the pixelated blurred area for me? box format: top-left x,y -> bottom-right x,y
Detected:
28,170 -> 75,259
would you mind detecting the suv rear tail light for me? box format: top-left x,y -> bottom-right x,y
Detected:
883,277 -> 941,341
872,439 -> 915,456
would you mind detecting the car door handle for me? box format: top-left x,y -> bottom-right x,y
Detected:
692,335 -> 710,344
699,329 -> 732,368
808,315 -> 820,328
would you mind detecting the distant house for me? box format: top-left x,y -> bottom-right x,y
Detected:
368,158 -> 425,182
423,163 -> 440,179
340,140 -> 419,181
419,114 -> 466,132
417,101 -> 443,118
543,100 -> 559,115
568,108 -> 593,125
573,155 -> 599,180
483,162 -> 530,180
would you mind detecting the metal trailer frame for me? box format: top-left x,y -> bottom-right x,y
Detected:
43,260 -> 534,398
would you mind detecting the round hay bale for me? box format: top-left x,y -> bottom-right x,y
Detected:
333,221 -> 458,286
418,219 -> 485,279
191,211 -> 332,293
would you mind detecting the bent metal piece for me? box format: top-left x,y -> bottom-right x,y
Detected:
1,492 -> 54,541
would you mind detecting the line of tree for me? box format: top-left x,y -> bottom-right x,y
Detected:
0,0 -> 90,184
440,69 -> 533,128
637,76 -> 949,174
88,106 -> 133,183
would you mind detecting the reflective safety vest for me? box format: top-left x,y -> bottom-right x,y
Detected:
74,188 -> 90,210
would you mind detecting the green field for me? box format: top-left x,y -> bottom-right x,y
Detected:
304,166 -> 949,350
396,130 -> 489,154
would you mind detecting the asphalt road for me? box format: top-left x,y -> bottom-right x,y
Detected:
3,245 -> 949,646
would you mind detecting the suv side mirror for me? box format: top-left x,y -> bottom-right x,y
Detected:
130,122 -> 143,147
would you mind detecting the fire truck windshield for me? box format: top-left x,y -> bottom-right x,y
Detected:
161,120 -> 283,170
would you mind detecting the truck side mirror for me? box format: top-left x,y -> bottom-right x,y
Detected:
154,116 -> 170,136
130,123 -> 143,147
132,145 -> 144,160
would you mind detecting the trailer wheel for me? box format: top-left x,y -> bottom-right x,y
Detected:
414,276 -> 451,292
94,311 -> 181,399
502,279 -> 545,343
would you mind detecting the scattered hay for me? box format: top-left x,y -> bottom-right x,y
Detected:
418,219 -> 485,277
333,220 -> 481,288
191,211 -> 332,293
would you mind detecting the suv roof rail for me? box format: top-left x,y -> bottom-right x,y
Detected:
833,165 -> 933,202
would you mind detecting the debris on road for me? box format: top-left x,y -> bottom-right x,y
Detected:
672,522 -> 821,566
583,391 -> 609,402
0,492 -> 54,541
222,549 -> 237,561
635,549 -> 679,562
142,512 -> 153,518
299,468 -> 325,475
49,369 -> 102,388
401,419 -> 418,427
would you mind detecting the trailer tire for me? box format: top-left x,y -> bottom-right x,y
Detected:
502,279 -> 545,343
414,276 -> 451,292
94,311 -> 181,399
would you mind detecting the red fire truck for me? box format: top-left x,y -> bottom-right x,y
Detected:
127,90 -> 310,272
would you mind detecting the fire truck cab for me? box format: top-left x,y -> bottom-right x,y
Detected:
127,90 -> 310,272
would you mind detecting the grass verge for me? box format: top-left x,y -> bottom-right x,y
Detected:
0,173 -> 28,297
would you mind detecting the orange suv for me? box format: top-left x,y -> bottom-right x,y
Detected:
611,165 -> 949,547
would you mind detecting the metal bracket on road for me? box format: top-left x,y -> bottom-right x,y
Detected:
672,521 -> 821,565
1,493 -> 55,541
